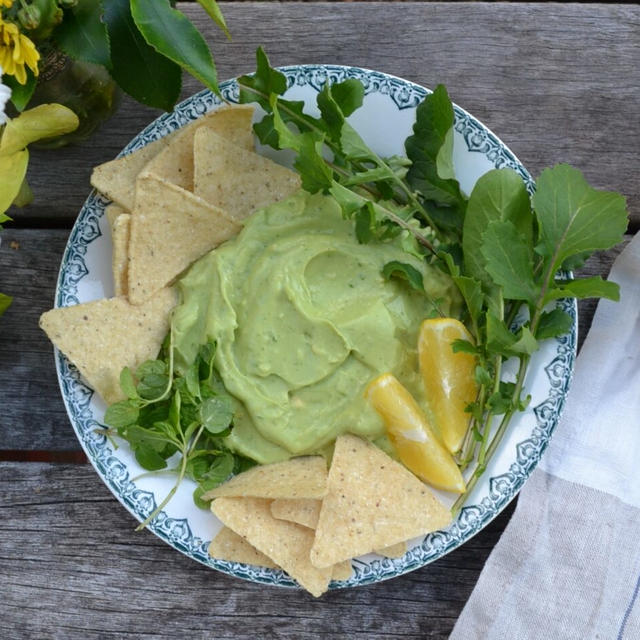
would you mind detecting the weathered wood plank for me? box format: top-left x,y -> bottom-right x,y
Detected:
0,461 -> 515,639
0,230 -> 72,450
0,230 -> 631,450
6,2 -> 639,228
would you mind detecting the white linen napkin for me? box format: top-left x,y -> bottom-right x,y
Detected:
450,232 -> 640,640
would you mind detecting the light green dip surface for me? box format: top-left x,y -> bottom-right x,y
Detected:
172,191 -> 460,463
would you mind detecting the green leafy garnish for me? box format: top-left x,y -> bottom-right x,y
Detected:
103,337 -> 237,530
236,48 -> 629,514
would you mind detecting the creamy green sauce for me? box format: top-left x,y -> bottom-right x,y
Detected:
172,191 -> 460,463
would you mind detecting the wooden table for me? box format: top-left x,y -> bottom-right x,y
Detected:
1,3 -> 637,638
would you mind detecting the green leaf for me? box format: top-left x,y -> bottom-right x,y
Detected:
3,71 -> 37,112
316,79 -> 364,141
463,168 -> 532,287
203,452 -> 235,484
134,444 -> 168,471
193,453 -> 235,507
184,361 -> 201,400
136,360 -> 166,378
138,373 -> 170,401
269,93 -> 302,151
119,367 -> 139,400
536,308 -> 573,340
545,276 -> 620,303
0,293 -> 12,317
331,79 -> 364,117
53,0 -> 110,67
131,0 -> 220,97
452,275 -> 484,329
103,0 -> 181,111
405,84 -> 466,213
1,105 -> 79,156
485,312 -> 517,356
474,365 -> 492,387
104,401 -> 139,428
340,121 -> 372,161
510,326 -> 538,355
436,127 -> 456,181
382,261 -> 424,292
126,424 -> 175,450
0,151 -> 29,213
293,133 -> 333,193
451,339 -> 478,355
137,402 -> 169,428
252,114 -> 280,150
481,220 -> 538,303
533,164 -> 628,273
354,203 -> 375,244
238,47 -> 287,109
197,339 -> 217,383
200,395 -> 233,434
343,165 -> 395,187
196,0 -> 231,39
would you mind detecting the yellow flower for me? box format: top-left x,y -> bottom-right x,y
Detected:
0,1 -> 13,8
0,15 -> 40,85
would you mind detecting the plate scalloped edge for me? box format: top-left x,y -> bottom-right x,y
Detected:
53,64 -> 577,591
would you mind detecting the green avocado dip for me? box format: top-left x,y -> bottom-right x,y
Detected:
171,190 -> 461,464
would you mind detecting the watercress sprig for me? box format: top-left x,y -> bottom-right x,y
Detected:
103,336 -> 252,529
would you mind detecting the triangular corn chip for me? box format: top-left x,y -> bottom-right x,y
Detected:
91,134 -> 176,210
127,173 -> 241,305
142,105 -> 255,191
310,435 -> 451,568
211,497 -> 332,597
202,457 -> 327,501
375,541 -> 407,558
105,203 -> 128,229
39,287 -> 177,405
270,498 -> 321,530
331,560 -> 353,581
111,213 -> 130,297
193,128 -> 301,222
208,526 -> 277,569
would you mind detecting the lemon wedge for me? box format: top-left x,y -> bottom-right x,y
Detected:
418,318 -> 478,454
365,373 -> 465,493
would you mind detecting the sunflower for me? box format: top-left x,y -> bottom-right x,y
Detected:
0,14 -> 40,85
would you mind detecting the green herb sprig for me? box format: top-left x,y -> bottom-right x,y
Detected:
103,336 -> 252,530
238,48 -> 629,513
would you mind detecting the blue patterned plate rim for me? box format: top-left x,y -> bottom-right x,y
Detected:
53,64 -> 577,591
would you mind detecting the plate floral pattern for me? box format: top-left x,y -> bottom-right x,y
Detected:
54,65 -> 576,590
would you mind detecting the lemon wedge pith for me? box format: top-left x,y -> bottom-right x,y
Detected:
365,373 -> 465,493
418,318 -> 478,454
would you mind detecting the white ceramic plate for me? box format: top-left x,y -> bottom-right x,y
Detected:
54,65 -> 576,590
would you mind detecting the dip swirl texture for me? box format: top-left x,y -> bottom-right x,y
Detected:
172,191 -> 460,463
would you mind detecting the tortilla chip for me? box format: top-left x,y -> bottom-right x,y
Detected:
208,526 -> 277,569
142,105 -> 255,191
105,203 -> 128,229
202,457 -> 327,501
310,435 -> 451,568
211,497 -> 332,597
39,287 -> 177,405
375,541 -> 407,558
111,213 -> 130,297
193,128 -> 301,222
331,560 -> 353,581
270,498 -> 321,530
91,134 -> 176,210
127,173 -> 241,305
